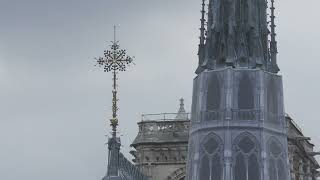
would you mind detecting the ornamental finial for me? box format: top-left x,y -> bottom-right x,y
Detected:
95,26 -> 134,138
200,0 -> 206,46
180,98 -> 185,108
270,0 -> 280,73
176,98 -> 188,120
196,0 -> 206,74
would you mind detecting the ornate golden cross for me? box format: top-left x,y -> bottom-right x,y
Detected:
96,26 -> 134,138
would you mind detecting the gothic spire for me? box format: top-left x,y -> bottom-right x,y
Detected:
199,0 -> 206,46
270,0 -> 280,73
175,98 -> 188,120
196,0 -> 206,74
196,0 -> 274,73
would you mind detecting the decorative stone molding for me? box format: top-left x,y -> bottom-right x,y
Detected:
167,167 -> 186,180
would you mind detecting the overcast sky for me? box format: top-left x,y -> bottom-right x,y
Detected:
0,0 -> 320,180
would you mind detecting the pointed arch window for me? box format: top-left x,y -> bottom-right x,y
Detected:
233,134 -> 260,180
238,74 -> 254,109
268,138 -> 288,180
199,134 -> 223,180
207,74 -> 221,110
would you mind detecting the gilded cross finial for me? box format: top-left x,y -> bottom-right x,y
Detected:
95,26 -> 134,138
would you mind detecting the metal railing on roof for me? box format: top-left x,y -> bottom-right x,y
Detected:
141,113 -> 191,122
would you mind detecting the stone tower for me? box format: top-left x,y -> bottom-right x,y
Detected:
187,0 -> 291,180
131,99 -> 190,180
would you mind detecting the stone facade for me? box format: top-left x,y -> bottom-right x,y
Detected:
131,100 -> 189,180
287,115 -> 320,180
131,121 -> 188,180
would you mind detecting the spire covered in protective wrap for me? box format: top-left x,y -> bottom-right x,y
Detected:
196,0 -> 280,74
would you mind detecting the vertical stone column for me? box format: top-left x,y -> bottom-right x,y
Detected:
261,151 -> 267,180
224,69 -> 232,180
288,146 -> 296,180
225,68 -> 233,121
192,138 -> 200,180
306,161 -> 312,180
259,70 -> 265,122
193,152 -> 199,180
289,153 -> 295,180
298,159 -> 304,180
224,152 -> 232,180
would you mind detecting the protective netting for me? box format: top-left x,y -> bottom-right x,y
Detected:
234,136 -> 260,180
207,74 -> 221,110
198,134 -> 223,180
268,139 -> 288,180
238,74 -> 254,109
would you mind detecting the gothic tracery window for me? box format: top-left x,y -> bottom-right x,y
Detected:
268,138 -> 288,180
233,133 -> 260,180
199,133 -> 223,180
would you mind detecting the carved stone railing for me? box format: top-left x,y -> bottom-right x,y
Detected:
267,112 -> 287,125
201,110 -> 225,121
141,113 -> 190,122
138,120 -> 189,135
231,109 -> 261,120
200,109 -> 261,121
118,152 -> 148,180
